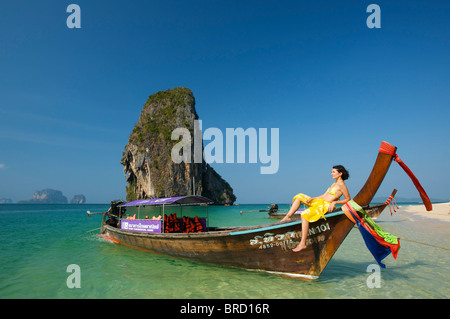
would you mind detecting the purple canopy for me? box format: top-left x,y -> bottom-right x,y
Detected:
120,195 -> 214,207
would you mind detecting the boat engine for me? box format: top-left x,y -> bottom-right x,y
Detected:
105,200 -> 125,228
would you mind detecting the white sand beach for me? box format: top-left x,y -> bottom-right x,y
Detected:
400,202 -> 450,223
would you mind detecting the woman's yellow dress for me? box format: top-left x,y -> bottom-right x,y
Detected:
293,192 -> 332,222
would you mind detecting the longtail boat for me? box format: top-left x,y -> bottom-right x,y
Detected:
97,141 -> 431,279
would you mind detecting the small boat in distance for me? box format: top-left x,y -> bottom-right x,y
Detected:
95,141 -> 427,279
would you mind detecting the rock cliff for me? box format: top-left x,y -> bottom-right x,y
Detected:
121,87 -> 236,205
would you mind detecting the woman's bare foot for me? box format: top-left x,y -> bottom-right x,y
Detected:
280,216 -> 291,223
292,243 -> 307,252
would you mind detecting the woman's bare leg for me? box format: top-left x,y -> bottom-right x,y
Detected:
280,198 -> 301,222
292,216 -> 309,252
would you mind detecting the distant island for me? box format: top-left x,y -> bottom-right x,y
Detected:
19,189 -> 86,204
0,198 -> 13,204
19,189 -> 68,204
70,194 -> 86,204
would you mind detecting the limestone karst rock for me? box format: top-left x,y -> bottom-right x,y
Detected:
121,87 -> 236,205
70,194 -> 86,204
19,189 -> 68,204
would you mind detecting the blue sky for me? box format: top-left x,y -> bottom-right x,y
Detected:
0,0 -> 449,203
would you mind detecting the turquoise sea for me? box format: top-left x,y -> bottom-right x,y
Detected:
0,203 -> 449,299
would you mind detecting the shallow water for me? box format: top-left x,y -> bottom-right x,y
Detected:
0,203 -> 448,299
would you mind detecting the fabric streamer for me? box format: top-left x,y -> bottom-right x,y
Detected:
379,141 -> 432,211
343,200 -> 400,268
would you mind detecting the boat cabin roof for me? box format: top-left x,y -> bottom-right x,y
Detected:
119,195 -> 214,207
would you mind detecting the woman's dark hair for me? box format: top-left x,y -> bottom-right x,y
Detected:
333,165 -> 349,180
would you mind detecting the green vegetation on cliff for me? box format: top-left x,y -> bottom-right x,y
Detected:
129,87 -> 196,146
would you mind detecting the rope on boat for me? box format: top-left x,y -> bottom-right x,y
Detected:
398,237 -> 450,251
86,227 -> 101,233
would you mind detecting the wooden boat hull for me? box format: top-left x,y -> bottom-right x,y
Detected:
104,210 -> 358,279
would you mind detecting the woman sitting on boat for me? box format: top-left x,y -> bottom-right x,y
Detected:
280,165 -> 351,252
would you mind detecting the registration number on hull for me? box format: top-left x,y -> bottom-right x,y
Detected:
249,222 -> 331,250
